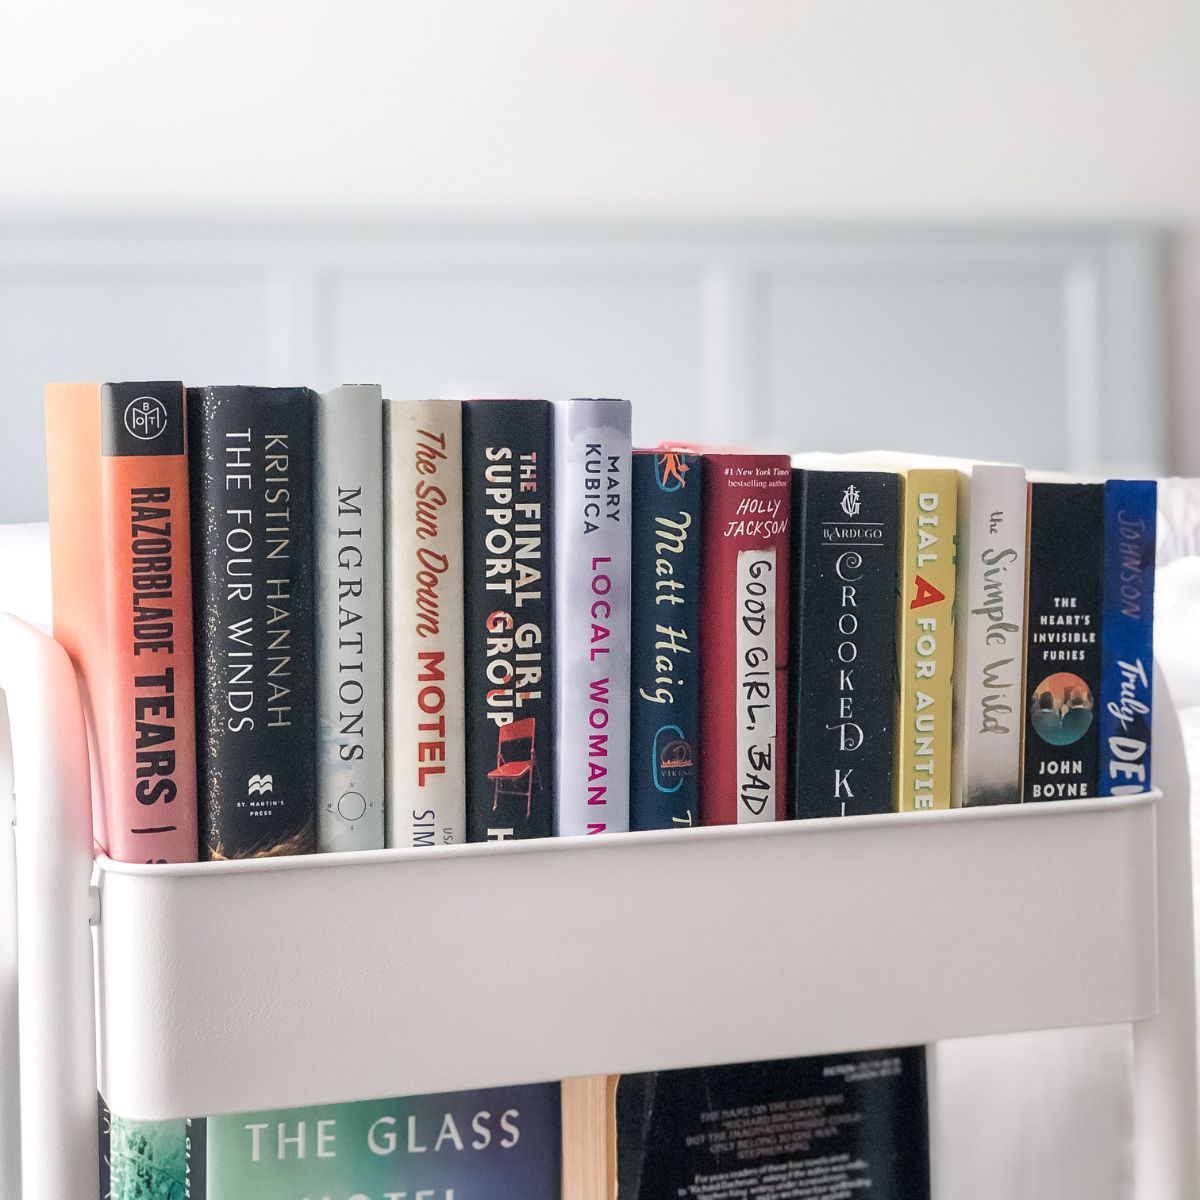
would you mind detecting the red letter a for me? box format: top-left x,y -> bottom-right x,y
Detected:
910,575 -> 945,609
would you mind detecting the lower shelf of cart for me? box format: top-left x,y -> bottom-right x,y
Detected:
93,791 -> 1159,1120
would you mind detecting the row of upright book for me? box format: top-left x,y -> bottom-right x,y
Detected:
46,383 -> 1156,870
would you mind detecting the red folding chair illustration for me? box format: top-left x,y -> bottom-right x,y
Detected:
488,717 -> 536,817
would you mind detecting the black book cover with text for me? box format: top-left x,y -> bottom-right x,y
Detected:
1022,482 -> 1105,802
462,399 -> 556,841
188,385 -> 317,858
616,1050 -> 930,1200
788,469 -> 900,819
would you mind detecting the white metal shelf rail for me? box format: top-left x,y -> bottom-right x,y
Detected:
1,611 -> 1197,1198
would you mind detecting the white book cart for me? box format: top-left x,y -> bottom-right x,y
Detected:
0,609 -> 1196,1199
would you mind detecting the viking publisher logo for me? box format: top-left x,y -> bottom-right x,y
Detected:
247,774 -> 274,796
123,394 -> 169,441
652,724 -> 694,793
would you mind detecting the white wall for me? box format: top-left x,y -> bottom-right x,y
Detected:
4,1 -> 1198,222
2,0 -> 1198,467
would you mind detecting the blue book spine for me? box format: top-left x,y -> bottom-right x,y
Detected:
1100,480 -> 1157,796
628,451 -> 703,830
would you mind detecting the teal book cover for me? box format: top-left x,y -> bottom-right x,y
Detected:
181,1083 -> 561,1200
108,1116 -> 187,1199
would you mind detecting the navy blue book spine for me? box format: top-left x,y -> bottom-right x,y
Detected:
628,451 -> 703,830
1100,480 -> 1157,796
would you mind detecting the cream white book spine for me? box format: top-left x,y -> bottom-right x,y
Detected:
315,385 -> 387,851
551,398 -> 633,835
385,399 -> 466,846
951,463 -> 1028,806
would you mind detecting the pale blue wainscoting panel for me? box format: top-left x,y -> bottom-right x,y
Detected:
0,223 -> 1163,523
328,268 -> 704,451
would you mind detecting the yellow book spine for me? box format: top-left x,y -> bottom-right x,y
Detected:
894,468 -> 958,811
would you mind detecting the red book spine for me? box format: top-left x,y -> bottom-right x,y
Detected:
698,455 -> 791,825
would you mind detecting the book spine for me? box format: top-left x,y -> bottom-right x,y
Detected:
95,383 -> 199,863
1021,482 -> 1105,802
951,465 -> 1027,806
184,1117 -> 207,1200
894,469 -> 958,812
788,470 -> 899,819
314,385 -> 386,852
551,399 -> 633,835
698,455 -> 791,825
1100,480 -> 1157,796
462,399 -> 556,841
188,386 -> 318,858
98,1098 -> 111,1199
384,399 -> 467,847
47,383 -> 201,862
47,382 -> 109,849
628,451 -> 703,831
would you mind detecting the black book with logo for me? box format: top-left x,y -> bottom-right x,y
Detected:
788,469 -> 900,819
188,385 -> 317,858
462,399 -> 556,841
1022,482 -> 1105,801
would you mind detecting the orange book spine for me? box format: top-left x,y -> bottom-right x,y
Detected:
47,382 -> 108,847
47,382 -> 198,863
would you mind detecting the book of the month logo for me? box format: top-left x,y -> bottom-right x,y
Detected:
124,394 -> 169,440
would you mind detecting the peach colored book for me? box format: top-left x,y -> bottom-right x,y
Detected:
46,382 -> 198,863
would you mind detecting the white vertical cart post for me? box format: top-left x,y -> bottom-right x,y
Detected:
1,612 -> 1197,1197
0,615 -> 98,1200
1,688 -> 22,1200
1130,668 -> 1199,1199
